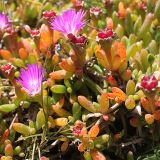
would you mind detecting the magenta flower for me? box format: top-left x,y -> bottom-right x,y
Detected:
17,64 -> 45,96
50,9 -> 86,36
0,12 -> 10,31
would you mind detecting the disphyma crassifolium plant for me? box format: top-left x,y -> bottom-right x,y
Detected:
0,0 -> 160,160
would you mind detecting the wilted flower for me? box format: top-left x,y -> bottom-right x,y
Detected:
71,0 -> 84,8
138,1 -> 147,10
97,28 -> 114,41
50,9 -> 86,36
103,0 -> 113,7
90,7 -> 102,16
42,10 -> 56,20
0,12 -> 10,31
67,33 -> 87,45
17,64 -> 45,96
24,25 -> 40,37
30,29 -> 40,37
1,63 -> 14,76
72,120 -> 87,137
140,75 -> 159,92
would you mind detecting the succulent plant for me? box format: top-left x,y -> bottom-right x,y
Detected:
0,0 -> 159,160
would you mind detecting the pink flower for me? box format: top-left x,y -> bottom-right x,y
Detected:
50,9 -> 86,36
17,64 -> 45,96
0,13 -> 10,31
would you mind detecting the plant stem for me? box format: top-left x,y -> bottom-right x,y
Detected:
9,113 -> 18,130
31,137 -> 37,160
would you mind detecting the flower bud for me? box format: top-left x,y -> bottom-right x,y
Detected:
99,94 -> 109,114
88,125 -> 99,138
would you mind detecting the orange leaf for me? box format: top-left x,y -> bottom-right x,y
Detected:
49,70 -> 70,80
106,17 -> 113,29
0,49 -> 12,60
52,53 -> 59,65
106,93 -> 116,100
140,97 -> 152,113
59,58 -> 75,72
52,98 -> 71,117
52,105 -> 71,117
61,141 -> 69,152
88,125 -> 100,138
39,24 -> 52,53
20,38 -> 35,53
5,143 -> 13,156
78,143 -> 87,152
112,87 -> 126,101
113,42 -> 126,61
19,48 -> 28,60
154,110 -> 160,121
100,94 -> 109,114
91,149 -> 106,160
145,114 -> 154,124
121,69 -> 132,81
58,97 -> 65,108
53,30 -> 61,44
112,55 -> 121,71
95,45 -> 110,69
78,96 -> 96,112
40,157 -> 49,160
118,2 -> 126,19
